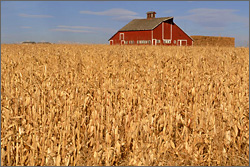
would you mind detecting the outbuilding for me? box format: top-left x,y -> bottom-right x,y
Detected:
109,11 -> 193,46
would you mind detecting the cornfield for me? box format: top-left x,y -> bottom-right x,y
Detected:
1,44 -> 249,166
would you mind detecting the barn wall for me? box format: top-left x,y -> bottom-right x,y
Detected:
163,22 -> 171,39
152,22 -> 173,46
123,30 -> 152,41
152,23 -> 162,45
110,31 -> 152,45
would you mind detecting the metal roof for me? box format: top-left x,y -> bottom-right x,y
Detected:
119,17 -> 173,31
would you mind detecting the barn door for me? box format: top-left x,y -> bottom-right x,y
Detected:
181,40 -> 187,46
152,39 -> 157,45
177,40 -> 187,46
177,40 -> 181,46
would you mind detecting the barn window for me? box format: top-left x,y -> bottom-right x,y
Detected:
120,33 -> 124,40
125,41 -> 128,44
174,40 -> 176,44
163,40 -> 171,44
129,40 -> 134,44
148,40 -> 151,44
157,40 -> 160,43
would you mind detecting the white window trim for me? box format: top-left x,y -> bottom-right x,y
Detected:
171,24 -> 172,40
177,39 -> 187,46
109,40 -> 113,45
121,40 -> 125,45
151,30 -> 153,45
163,39 -> 171,44
120,33 -> 124,40
162,22 -> 172,42
152,39 -> 157,45
162,23 -> 164,40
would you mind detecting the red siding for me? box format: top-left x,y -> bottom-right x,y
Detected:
152,23 -> 162,45
110,30 -> 151,45
163,22 -> 171,39
109,20 -> 193,46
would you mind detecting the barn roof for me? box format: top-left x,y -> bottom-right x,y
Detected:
119,17 -> 173,31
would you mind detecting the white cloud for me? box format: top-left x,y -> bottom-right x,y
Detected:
51,25 -> 116,34
112,15 -> 143,21
51,29 -> 92,33
19,13 -> 53,18
164,10 -> 174,14
176,8 -> 248,28
80,8 -> 141,21
58,25 -> 96,29
21,26 -> 32,29
80,8 -> 137,16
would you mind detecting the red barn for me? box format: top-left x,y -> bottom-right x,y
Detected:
109,11 -> 193,46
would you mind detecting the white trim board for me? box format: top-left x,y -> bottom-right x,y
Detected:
119,33 -> 124,40
177,39 -> 187,46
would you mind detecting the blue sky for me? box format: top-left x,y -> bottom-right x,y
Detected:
1,1 -> 249,46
